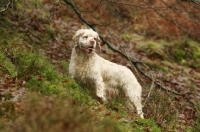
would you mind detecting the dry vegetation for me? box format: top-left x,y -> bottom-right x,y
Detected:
0,0 -> 200,131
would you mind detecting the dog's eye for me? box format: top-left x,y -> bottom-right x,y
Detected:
83,36 -> 88,39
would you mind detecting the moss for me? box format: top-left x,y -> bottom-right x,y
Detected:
25,76 -> 63,95
161,60 -> 175,68
134,24 -> 145,31
146,41 -> 162,51
0,53 -> 17,77
0,22 -> 21,77
59,60 -> 70,75
122,34 -> 133,40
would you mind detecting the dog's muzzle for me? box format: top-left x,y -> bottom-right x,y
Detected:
81,46 -> 95,54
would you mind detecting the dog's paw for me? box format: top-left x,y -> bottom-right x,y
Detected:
95,95 -> 107,104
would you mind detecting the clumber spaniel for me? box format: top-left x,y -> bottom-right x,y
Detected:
69,29 -> 144,118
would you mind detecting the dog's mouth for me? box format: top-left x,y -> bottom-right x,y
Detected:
81,46 -> 95,54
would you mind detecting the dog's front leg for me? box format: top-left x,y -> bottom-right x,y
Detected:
95,78 -> 107,103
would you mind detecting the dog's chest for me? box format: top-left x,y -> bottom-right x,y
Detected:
74,57 -> 98,83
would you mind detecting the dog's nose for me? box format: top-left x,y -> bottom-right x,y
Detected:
90,40 -> 95,45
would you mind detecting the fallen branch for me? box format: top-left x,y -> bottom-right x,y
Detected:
0,1 -> 10,13
63,0 -> 200,104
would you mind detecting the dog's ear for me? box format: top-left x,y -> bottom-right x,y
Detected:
94,30 -> 100,44
72,29 -> 85,40
72,29 -> 85,47
96,35 -> 102,51
97,36 -> 101,45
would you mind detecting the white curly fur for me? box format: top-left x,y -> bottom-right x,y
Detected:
69,29 -> 144,118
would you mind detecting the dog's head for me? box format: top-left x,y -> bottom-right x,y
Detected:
72,29 -> 100,54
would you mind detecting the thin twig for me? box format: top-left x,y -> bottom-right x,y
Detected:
0,1 -> 10,13
144,76 -> 155,105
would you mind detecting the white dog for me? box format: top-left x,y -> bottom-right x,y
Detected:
69,29 -> 144,118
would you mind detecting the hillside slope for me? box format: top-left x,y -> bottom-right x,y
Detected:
0,0 -> 200,131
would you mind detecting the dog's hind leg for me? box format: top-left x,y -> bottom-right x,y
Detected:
125,85 -> 144,119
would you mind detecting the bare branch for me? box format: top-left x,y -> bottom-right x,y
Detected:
63,0 -> 94,29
